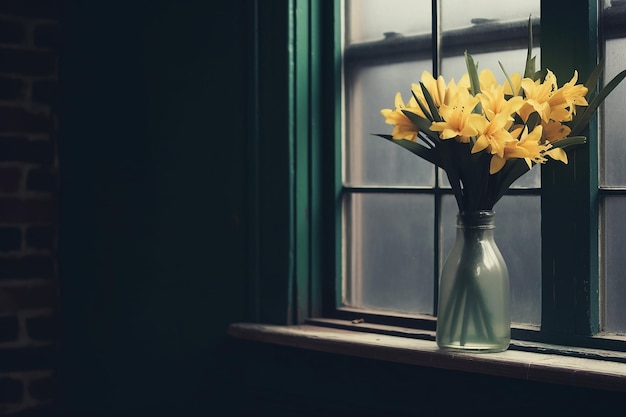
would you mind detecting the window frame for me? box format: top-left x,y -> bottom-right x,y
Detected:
249,0 -> 339,325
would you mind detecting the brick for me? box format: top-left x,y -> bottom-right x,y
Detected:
0,315 -> 19,342
26,313 -> 56,341
0,107 -> 52,133
0,18 -> 25,44
31,80 -> 56,106
0,137 -> 54,164
26,225 -> 55,250
28,376 -> 54,401
0,198 -> 55,223
0,346 -> 56,372
0,166 -> 22,192
26,169 -> 57,193
33,23 -> 58,49
0,282 -> 57,313
0,0 -> 60,19
0,76 -> 24,100
0,377 -> 22,403
0,254 -> 54,279
0,227 -> 21,252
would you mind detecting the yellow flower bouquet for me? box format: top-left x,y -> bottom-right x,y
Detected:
376,22 -> 626,352
377,27 -> 626,213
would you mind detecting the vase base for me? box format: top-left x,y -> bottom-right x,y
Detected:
437,341 -> 509,353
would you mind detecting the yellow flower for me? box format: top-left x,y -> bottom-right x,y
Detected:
489,125 -> 550,174
430,86 -> 483,142
477,84 -> 525,122
547,89 -> 574,122
380,92 -> 422,141
457,73 -> 471,91
548,71 -> 589,122
472,113 -> 516,158
518,70 -> 558,122
540,120 -> 570,163
412,71 -> 448,109
544,147 -> 568,164
542,120 -> 570,142
478,69 -> 500,92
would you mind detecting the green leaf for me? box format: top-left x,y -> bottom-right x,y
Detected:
463,150 -> 491,212
401,110 -> 441,143
419,82 -> 443,122
373,134 -> 443,168
499,61 -> 517,96
489,158 -> 531,208
524,16 -> 537,79
570,68 -> 626,136
411,91 -> 434,122
438,140 -> 465,211
549,135 -> 587,149
465,51 -> 481,96
416,131 -> 437,149
583,58 -> 605,98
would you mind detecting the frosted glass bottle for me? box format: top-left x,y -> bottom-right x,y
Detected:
436,211 -> 510,352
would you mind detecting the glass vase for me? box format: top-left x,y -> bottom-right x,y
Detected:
436,210 -> 510,352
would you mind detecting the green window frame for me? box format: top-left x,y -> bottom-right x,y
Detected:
248,0 -> 626,351
248,0 -> 337,324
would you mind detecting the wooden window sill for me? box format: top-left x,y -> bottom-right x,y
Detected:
227,320 -> 626,393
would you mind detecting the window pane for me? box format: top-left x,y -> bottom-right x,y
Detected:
441,48 -> 540,85
344,193 -> 435,314
441,195 -> 541,326
345,61 -> 436,187
346,0 -> 430,45
602,196 -> 626,333
600,37 -> 626,186
440,0 -> 539,31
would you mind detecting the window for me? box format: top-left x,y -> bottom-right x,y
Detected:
332,0 -> 626,349
230,0 -> 626,394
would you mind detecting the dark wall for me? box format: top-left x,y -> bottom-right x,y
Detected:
59,0 -> 248,414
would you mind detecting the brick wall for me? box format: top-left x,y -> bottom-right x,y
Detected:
0,1 -> 59,415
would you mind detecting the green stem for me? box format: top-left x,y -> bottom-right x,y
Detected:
472,277 -> 495,341
470,285 -> 487,340
446,276 -> 467,343
459,283 -> 471,346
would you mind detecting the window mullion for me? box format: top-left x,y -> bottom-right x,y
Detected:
318,0 -> 343,316
540,0 -> 600,337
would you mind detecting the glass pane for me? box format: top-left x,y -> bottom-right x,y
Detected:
346,0 -> 430,45
602,196 -> 626,333
345,61 -> 436,187
344,193 -> 435,315
600,37 -> 626,187
442,48 -> 541,86
441,0 -> 540,31
441,195 -> 541,326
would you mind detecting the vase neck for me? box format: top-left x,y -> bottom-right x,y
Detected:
457,210 -> 496,230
